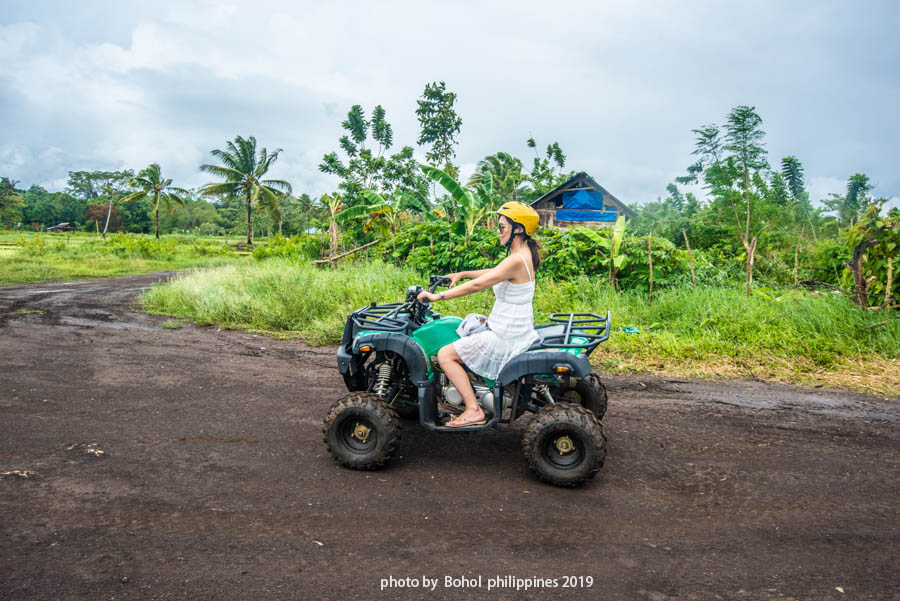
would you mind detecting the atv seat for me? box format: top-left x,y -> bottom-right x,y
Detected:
527,325 -> 567,350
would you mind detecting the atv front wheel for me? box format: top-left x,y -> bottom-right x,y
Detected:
552,373 -> 608,420
323,393 -> 400,470
521,402 -> 606,487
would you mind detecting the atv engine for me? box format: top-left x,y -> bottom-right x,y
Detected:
440,374 -> 512,413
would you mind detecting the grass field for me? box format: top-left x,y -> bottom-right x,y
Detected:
0,231 -> 248,285
142,260 -> 900,397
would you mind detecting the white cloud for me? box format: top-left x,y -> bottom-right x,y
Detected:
0,0 -> 898,205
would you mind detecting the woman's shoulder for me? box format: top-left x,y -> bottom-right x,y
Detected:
496,252 -> 533,284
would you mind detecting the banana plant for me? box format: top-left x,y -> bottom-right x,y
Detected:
577,215 -> 627,288
420,164 -> 492,248
321,193 -> 343,256
338,189 -> 406,252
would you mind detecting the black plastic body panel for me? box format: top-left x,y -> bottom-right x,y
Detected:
496,351 -> 591,387
352,332 -> 431,386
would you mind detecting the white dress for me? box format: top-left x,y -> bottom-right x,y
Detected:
453,255 -> 540,380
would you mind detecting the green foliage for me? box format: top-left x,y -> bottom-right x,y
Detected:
198,222 -> 221,236
520,137 -> 573,202
106,233 -> 178,259
320,105 -> 426,214
416,81 -> 463,172
0,178 -> 24,227
419,164 -> 501,245
66,169 -> 133,202
383,221 -> 504,275
841,204 -> 899,306
251,234 -> 325,261
618,235 -> 691,290
468,152 -> 525,204
17,234 -> 48,256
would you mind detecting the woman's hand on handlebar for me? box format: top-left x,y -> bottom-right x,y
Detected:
417,290 -> 440,303
446,272 -> 464,288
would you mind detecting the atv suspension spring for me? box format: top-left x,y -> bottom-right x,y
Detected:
374,362 -> 392,399
535,384 -> 555,405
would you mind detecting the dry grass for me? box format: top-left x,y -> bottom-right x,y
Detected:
594,352 -> 899,399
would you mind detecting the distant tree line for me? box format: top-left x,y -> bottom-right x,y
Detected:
1,87 -> 895,307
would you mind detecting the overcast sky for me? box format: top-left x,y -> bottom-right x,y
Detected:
2,0 -> 898,210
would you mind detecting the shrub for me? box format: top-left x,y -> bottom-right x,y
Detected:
198,222 -> 221,236
105,233 -> 177,259
382,222 -> 504,274
252,234 -> 326,261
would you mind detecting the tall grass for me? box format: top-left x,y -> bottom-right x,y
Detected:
142,260 -> 899,366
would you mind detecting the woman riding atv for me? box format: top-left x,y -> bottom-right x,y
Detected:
416,201 -> 541,428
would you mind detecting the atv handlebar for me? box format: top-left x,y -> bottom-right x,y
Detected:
428,275 -> 452,293
351,276 -> 452,331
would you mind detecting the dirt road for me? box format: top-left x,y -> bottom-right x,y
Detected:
1,273 -> 897,600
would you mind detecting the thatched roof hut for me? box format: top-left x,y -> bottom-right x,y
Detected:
45,222 -> 77,232
529,172 -> 634,229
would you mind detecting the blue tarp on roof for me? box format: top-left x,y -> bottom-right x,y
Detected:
556,209 -> 618,222
561,189 -> 604,210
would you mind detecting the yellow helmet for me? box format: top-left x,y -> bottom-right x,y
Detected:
497,201 -> 539,236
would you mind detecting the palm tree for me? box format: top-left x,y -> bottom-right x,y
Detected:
466,152 -> 524,203
199,135 -> 292,246
119,164 -> 187,239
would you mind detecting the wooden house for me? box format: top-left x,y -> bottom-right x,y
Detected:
529,172 -> 634,229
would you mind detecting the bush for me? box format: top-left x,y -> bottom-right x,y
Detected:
382,222 -> 504,274
252,234 -> 326,261
17,234 -> 47,256
198,222 -> 221,236
105,233 -> 177,259
191,240 -> 234,257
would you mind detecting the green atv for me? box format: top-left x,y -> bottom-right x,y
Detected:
325,275 -> 611,487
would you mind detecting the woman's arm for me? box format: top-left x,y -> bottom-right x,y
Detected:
447,268 -> 491,287
437,257 -> 520,301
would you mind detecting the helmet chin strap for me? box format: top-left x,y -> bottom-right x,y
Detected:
504,231 -> 524,250
502,219 -> 526,250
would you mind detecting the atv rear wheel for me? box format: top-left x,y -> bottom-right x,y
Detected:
521,402 -> 606,487
552,373 -> 608,420
323,393 -> 400,470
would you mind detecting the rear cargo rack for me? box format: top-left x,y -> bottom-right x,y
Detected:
531,311 -> 611,355
350,302 -> 408,333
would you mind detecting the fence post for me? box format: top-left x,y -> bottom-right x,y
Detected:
648,234 -> 654,305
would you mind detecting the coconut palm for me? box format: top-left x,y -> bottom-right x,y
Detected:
119,164 -> 187,239
199,135 -> 292,246
466,152 -> 525,204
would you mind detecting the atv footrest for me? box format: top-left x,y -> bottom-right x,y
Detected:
422,412 -> 499,432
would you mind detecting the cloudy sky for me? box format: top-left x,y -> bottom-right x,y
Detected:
2,0 -> 898,209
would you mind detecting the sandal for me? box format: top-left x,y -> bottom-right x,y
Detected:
445,415 -> 487,428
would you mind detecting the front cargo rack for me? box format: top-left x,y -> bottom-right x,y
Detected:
350,302 -> 408,333
531,311 -> 611,355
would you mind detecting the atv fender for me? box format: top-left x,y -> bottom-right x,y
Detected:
496,351 -> 592,387
351,333 -> 430,386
